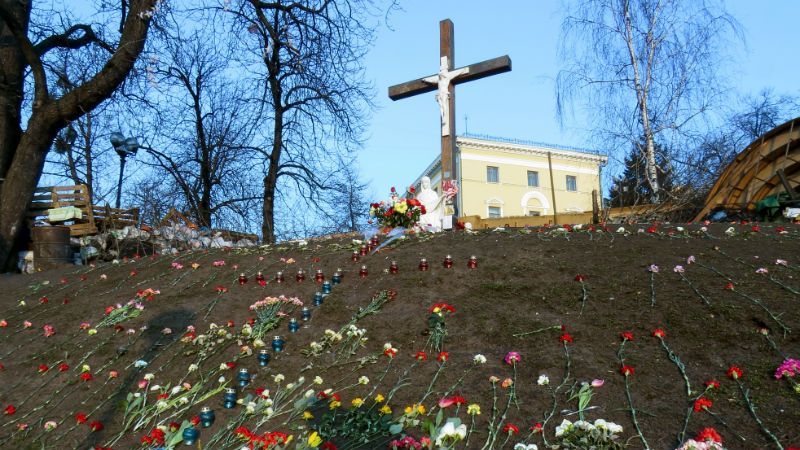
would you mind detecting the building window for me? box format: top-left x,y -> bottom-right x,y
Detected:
527,171 -> 539,187
566,175 -> 577,192
486,166 -> 499,183
488,206 -> 501,218
527,210 -> 541,216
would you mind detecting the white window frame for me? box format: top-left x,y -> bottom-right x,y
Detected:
486,166 -> 499,183
527,170 -> 539,187
566,175 -> 577,192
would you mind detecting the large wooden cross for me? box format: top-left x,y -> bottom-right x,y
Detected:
388,19 -> 511,220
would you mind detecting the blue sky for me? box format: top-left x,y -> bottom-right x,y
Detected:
359,1 -> 800,199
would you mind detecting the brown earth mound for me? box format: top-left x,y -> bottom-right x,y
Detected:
0,223 -> 799,450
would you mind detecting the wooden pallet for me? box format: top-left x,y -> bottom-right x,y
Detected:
28,185 -> 97,237
28,185 -> 141,237
93,204 -> 140,232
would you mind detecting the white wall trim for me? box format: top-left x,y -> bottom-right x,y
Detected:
520,191 -> 550,216
485,197 -> 505,205
460,152 -> 599,175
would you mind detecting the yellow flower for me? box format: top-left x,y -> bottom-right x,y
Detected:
88,329 -> 98,335
191,263 -> 200,269
375,394 -> 385,403
303,411 -> 314,420
379,404 -> 392,415
329,400 -> 341,409
351,398 -> 364,408
432,307 -> 441,313
307,431 -> 322,447
405,403 -> 426,415
394,201 -> 408,214
467,404 -> 481,415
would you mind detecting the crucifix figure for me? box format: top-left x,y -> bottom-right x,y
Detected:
388,19 -> 511,223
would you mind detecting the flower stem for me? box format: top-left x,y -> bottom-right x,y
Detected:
736,379 -> 784,449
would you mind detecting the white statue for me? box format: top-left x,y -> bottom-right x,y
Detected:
417,176 -> 443,231
423,56 -> 469,137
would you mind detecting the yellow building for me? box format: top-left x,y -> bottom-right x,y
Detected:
414,134 -> 607,220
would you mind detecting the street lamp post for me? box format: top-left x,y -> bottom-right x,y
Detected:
110,132 -> 139,209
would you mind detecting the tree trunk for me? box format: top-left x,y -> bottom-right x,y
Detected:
0,0 -> 157,269
0,3 -> 29,184
0,121 -> 58,269
261,108 -> 282,243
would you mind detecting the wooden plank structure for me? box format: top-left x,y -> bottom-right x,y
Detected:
693,117 -> 800,221
28,184 -> 139,237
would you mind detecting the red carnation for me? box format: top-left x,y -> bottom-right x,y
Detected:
191,416 -> 201,426
620,365 -> 635,376
696,427 -> 722,443
559,333 -> 574,343
38,364 -> 49,373
724,282 -> 734,290
502,423 -> 519,434
76,412 -> 88,424
89,421 -> 104,432
437,351 -> 449,362
574,274 -> 586,282
620,331 -> 634,341
693,397 -> 713,412
652,328 -> 666,338
80,372 -> 93,382
705,379 -> 720,389
531,422 -> 543,433
727,366 -> 743,380
4,405 -> 16,415
415,351 -> 428,361
58,363 -> 70,371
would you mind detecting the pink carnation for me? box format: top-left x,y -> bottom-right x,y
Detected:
775,358 -> 800,379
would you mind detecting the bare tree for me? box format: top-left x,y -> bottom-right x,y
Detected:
557,0 -> 741,200
0,0 -> 159,268
129,27 -> 262,229
684,89 -> 799,191
222,0 -> 377,242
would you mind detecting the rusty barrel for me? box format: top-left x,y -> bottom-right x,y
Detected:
32,226 -> 72,271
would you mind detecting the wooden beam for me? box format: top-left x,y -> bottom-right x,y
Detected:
452,56 -> 512,86
388,56 -> 512,101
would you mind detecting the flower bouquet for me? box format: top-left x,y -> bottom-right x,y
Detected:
369,187 -> 425,230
